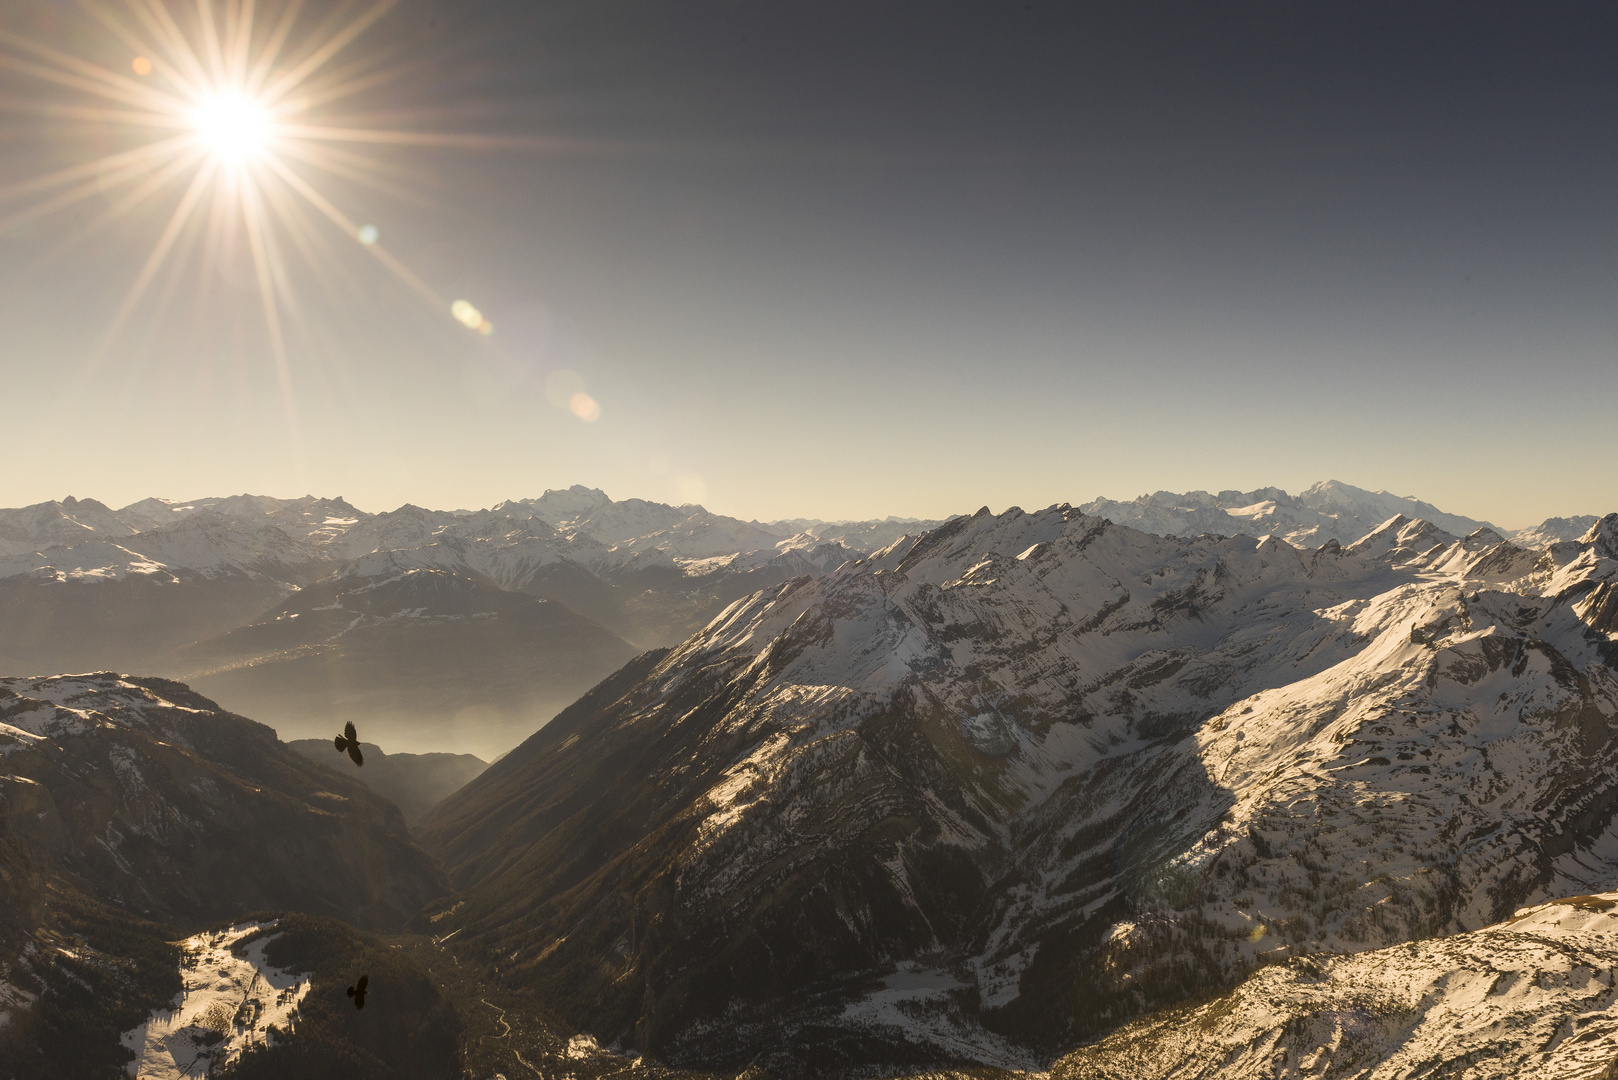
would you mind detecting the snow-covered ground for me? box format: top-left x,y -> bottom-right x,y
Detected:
1056,892 -> 1618,1079
119,922 -> 311,1079
836,962 -> 1044,1071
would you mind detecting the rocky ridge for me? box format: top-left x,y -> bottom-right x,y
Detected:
1054,892 -> 1618,1079
417,507 -> 1618,1073
1075,479 -> 1590,549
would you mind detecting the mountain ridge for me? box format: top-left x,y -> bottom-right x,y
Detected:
414,504 -> 1618,1073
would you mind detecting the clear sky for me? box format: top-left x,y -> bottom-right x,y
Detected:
1,0 -> 1615,529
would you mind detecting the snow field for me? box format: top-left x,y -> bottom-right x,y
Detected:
119,922 -> 311,1079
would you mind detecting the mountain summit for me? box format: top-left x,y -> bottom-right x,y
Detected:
418,505 -> 1618,1073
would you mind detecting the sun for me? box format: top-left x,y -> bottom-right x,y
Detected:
191,92 -> 273,163
0,0 -> 520,403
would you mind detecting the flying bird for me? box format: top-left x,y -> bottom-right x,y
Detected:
333,721 -> 364,767
346,974 -> 368,1010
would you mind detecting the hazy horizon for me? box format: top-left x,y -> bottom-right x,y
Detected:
3,1 -> 1614,531
4,475 -> 1606,535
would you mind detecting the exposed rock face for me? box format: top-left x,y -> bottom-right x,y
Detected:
0,674 -> 446,929
1054,892 -> 1618,1079
418,508 -> 1618,1074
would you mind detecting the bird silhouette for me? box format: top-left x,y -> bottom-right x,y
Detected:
346,974 -> 368,1010
333,721 -> 364,767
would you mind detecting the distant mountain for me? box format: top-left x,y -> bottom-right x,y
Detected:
287,739 -> 488,825
0,488 -> 937,754
0,495 -> 134,558
768,515 -> 947,553
1053,893 -> 1618,1079
416,507 -> 1618,1075
1513,514 -> 1603,548
0,565 -> 291,676
0,482 -> 1594,759
1079,479 -> 1497,547
174,568 -> 638,760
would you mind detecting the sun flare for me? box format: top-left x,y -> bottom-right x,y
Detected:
191,92 -> 273,162
0,0 -> 512,409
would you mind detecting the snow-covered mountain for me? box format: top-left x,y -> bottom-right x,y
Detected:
417,505 -> 1618,1074
1079,479 -> 1500,548
0,483 -> 1598,761
1054,892 -> 1618,1079
1514,514 -> 1604,549
5,482 -> 1617,1074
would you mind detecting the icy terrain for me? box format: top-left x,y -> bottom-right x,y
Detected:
119,922 -> 310,1079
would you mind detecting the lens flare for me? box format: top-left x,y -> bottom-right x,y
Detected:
569,392 -> 601,422
451,299 -> 493,334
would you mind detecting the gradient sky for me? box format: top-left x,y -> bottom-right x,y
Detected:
2,0 -> 1615,529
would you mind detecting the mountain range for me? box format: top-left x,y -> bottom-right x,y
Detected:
0,481 -> 1596,758
1080,479 -> 1599,549
3,480 -> 1617,1077
417,504 -> 1618,1073
0,487 -> 940,757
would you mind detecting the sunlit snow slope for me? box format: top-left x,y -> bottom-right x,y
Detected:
420,506 -> 1618,1073
119,922 -> 311,1080
1055,892 -> 1618,1079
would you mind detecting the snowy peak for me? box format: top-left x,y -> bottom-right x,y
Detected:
1581,512 -> 1618,558
1055,892 -> 1618,1080
0,496 -> 137,558
493,484 -> 615,525
417,490 -> 1618,1067
1082,479 -> 1494,548
1514,514 -> 1603,548
1342,514 -> 1457,561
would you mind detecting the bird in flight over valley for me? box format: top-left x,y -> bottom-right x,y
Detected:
334,722 -> 364,767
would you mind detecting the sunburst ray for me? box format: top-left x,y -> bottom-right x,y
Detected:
0,0 -> 549,410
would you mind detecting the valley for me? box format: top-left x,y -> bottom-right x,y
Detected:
1,483 -> 1615,1077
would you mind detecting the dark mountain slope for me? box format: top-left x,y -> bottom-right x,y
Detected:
414,508 -> 1618,1075
0,674 -> 449,1077
0,673 -> 445,929
0,569 -> 290,675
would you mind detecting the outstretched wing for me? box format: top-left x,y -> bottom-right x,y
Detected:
348,743 -> 364,767
344,721 -> 358,743
356,975 -> 368,993
334,734 -> 347,752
